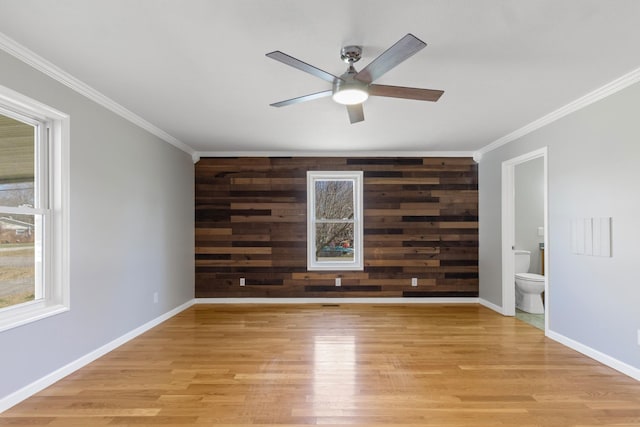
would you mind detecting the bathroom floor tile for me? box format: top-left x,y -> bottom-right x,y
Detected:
516,308 -> 544,330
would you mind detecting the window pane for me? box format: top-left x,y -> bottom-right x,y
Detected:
0,114 -> 35,208
315,223 -> 354,262
315,180 -> 354,220
0,213 -> 37,309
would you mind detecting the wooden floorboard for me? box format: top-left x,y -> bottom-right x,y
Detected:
2,304 -> 640,426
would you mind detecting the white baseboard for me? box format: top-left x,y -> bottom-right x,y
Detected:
481,300 -> 639,381
478,298 -> 505,315
0,299 -> 195,414
547,329 -> 640,381
195,297 -> 480,304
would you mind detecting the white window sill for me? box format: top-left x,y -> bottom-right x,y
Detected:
0,302 -> 69,333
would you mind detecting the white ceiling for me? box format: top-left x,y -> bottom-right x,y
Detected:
1,1 -> 640,156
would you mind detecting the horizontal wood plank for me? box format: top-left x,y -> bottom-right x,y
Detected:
195,157 -> 477,298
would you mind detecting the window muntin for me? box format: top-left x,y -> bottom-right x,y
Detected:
307,171 -> 363,271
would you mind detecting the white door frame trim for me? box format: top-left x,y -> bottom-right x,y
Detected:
501,147 -> 548,330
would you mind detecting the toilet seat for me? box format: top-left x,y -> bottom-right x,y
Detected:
515,272 -> 544,282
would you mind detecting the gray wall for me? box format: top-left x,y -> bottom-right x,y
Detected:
0,50 -> 194,400
479,81 -> 640,370
515,157 -> 544,274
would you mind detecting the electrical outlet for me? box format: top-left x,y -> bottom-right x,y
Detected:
411,278 -> 418,287
153,292 -> 158,304
240,277 -> 245,286
335,277 -> 341,287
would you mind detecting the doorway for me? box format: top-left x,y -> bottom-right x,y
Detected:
501,147 -> 548,331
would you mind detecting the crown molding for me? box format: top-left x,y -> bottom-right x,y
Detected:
12,26 -> 636,163
475,66 -> 640,159
195,150 -> 475,158
0,31 -> 195,157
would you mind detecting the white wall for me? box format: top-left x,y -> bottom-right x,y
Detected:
479,81 -> 640,372
515,157 -> 544,274
0,50 -> 194,401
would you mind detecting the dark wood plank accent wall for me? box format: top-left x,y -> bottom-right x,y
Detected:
195,157 -> 478,298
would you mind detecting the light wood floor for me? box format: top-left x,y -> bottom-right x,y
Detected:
2,304 -> 640,426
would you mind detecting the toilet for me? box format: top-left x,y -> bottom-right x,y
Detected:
514,250 -> 545,314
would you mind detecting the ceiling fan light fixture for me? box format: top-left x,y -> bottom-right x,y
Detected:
332,88 -> 369,105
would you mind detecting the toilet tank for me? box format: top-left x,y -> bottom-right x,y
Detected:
514,250 -> 531,273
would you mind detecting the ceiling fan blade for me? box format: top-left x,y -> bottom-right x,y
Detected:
369,84 -> 444,102
270,90 -> 333,107
355,34 -> 426,84
266,51 -> 342,84
347,104 -> 364,124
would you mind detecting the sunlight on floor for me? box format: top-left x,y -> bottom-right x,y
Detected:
313,335 -> 356,400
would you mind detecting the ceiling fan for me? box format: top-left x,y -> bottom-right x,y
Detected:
266,33 -> 444,124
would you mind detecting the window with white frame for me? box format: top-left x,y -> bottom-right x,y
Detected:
0,85 -> 69,332
307,171 -> 363,271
